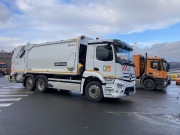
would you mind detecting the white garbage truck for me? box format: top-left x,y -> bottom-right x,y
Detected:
9,35 -> 136,101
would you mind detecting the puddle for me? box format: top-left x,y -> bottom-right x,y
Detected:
154,113 -> 180,124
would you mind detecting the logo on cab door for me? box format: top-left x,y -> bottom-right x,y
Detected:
103,65 -> 111,72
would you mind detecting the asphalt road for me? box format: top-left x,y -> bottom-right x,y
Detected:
0,75 -> 180,135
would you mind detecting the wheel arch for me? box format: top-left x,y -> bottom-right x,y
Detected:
140,75 -> 156,85
81,71 -> 105,95
82,76 -> 103,95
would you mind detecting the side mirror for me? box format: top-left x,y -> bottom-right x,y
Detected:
167,63 -> 170,71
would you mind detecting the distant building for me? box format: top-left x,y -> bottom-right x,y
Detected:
0,49 -> 13,75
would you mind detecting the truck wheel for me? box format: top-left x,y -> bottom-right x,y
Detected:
36,77 -> 47,93
143,79 -> 155,90
26,76 -> 34,91
85,81 -> 103,101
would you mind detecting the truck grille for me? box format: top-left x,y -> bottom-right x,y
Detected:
123,73 -> 136,82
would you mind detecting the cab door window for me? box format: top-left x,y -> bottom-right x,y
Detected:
150,61 -> 161,70
96,46 -> 113,61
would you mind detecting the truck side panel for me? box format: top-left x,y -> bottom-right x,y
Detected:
12,46 -> 26,73
27,41 -> 78,74
133,54 -> 141,78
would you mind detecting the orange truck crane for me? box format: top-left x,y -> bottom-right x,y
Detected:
0,61 -> 7,75
132,53 -> 170,90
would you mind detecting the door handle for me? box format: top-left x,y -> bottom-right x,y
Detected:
94,67 -> 99,71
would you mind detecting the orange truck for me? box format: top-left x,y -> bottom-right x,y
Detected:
132,53 -> 170,90
0,61 -> 7,75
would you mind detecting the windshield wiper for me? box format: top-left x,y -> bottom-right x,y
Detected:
119,59 -> 134,66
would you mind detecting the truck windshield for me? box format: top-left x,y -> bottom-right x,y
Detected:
0,64 -> 6,68
114,45 -> 133,63
162,61 -> 168,71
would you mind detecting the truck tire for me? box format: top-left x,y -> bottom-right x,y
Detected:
85,81 -> 103,101
36,77 -> 47,93
143,79 -> 155,90
26,76 -> 34,91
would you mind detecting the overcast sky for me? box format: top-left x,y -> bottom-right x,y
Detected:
0,0 -> 180,62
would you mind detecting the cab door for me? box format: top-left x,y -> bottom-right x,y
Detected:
93,44 -> 115,78
149,60 -> 162,78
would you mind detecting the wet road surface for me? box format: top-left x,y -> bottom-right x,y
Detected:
0,75 -> 180,135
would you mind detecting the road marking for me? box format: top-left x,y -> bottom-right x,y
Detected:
0,103 -> 13,107
172,101 -> 180,103
3,86 -> 24,89
0,95 -> 28,97
108,112 -> 180,129
0,98 -> 22,101
0,89 -> 30,92
0,92 -> 33,94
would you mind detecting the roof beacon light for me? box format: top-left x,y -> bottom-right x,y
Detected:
80,35 -> 85,39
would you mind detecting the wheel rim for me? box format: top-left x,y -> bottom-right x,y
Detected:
38,80 -> 44,91
88,85 -> 100,98
27,78 -> 33,88
146,81 -> 152,88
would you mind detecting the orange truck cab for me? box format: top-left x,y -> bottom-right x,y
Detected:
0,61 -> 7,75
132,54 -> 170,90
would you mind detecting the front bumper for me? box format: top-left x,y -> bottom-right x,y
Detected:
155,78 -> 168,89
0,70 -> 6,75
103,79 -> 136,98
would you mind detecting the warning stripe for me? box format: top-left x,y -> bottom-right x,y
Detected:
122,65 -> 130,71
122,65 -> 127,71
125,66 -> 127,71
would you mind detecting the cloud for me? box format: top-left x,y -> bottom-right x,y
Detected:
0,3 -> 11,23
0,0 -> 180,62
130,41 -> 161,48
2,0 -> 180,36
0,36 -> 26,52
133,41 -> 180,62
